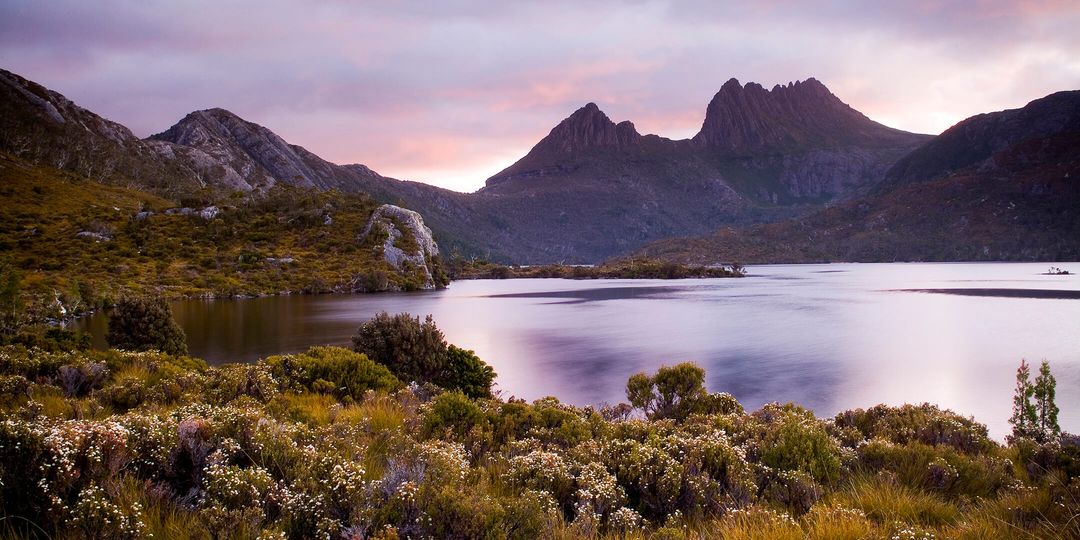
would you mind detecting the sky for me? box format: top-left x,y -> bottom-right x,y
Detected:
2,1 -> 1079,193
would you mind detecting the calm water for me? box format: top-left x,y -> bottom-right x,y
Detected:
78,262 -> 1080,439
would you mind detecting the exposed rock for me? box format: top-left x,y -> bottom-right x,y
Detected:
693,78 -> 925,152
265,257 -> 295,265
361,205 -> 442,290
76,231 -> 111,242
198,206 -> 220,220
149,108 -> 387,193
135,211 -> 154,220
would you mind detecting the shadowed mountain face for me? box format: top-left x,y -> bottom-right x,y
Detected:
880,90 -> 1080,190
638,91 -> 1080,263
485,79 -> 930,208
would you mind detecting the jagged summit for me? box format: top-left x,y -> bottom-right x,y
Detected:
537,102 -> 641,153
483,102 -> 645,188
693,77 -> 922,152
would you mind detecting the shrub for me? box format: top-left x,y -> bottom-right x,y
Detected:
756,405 -> 841,484
264,346 -> 401,400
352,312 -> 447,384
422,391 -> 486,438
106,296 -> 188,356
352,313 -> 497,396
833,403 -> 993,454
443,345 -> 495,399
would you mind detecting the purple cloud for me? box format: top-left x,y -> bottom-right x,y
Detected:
1,0 -> 1078,191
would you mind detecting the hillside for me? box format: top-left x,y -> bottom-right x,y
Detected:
636,92 -> 1080,264
0,154 -> 446,325
2,69 -> 937,263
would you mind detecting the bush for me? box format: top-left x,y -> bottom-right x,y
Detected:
106,296 -> 188,356
423,391 -> 486,438
352,312 -> 447,384
352,313 -> 497,396
443,345 -> 495,399
755,404 -> 842,484
264,346 -> 401,400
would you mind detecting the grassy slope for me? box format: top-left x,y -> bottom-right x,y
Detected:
0,154 -> 433,322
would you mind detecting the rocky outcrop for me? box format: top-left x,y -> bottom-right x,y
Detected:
361,204 -> 444,290
149,108 -> 387,193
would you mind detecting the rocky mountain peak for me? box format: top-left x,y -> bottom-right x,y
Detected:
483,102 -> 643,189
541,102 -> 641,153
694,77 -> 922,153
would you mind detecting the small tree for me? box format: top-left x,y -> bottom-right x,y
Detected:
1033,360 -> 1060,442
106,296 -> 188,356
627,362 -> 707,421
1008,359 -> 1038,441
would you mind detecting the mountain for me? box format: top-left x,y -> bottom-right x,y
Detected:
0,69 -> 204,196
4,66 -> 1078,273
148,108 -> 389,192
879,90 -> 1080,189
636,91 -> 1080,263
487,79 -> 930,205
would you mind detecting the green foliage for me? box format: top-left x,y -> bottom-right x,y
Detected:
0,257 -> 24,334
626,362 -> 739,421
264,346 -> 401,400
755,404 -> 841,484
106,296 -> 188,356
0,344 -> 1076,539
443,345 -> 495,399
1009,359 -> 1039,441
352,312 -> 497,397
453,257 -> 745,280
422,391 -> 486,438
352,312 -> 447,385
1033,360 -> 1060,441
833,403 -> 993,454
0,161 -> 455,327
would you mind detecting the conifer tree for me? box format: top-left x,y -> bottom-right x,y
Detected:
1008,359 -> 1037,440
1033,360 -> 1060,442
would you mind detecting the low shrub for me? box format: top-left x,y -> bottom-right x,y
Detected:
264,346 -> 401,400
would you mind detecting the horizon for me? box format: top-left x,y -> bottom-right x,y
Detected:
2,1 -> 1079,192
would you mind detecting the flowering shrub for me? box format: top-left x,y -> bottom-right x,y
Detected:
0,344 -> 1075,539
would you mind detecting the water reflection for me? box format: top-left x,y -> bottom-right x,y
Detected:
77,262 -> 1080,439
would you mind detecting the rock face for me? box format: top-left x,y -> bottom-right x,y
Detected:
361,205 -> 444,290
693,78 -> 922,151
149,108 -> 387,192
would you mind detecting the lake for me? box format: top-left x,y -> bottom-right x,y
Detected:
77,262 -> 1080,439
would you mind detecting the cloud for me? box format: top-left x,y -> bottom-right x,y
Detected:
1,0 -> 1078,192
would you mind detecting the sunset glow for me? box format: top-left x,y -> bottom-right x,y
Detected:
2,0 -> 1078,191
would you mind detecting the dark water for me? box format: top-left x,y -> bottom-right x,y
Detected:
77,262 -> 1080,439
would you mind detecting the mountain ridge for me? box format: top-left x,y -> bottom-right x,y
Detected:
7,68 -> 1072,265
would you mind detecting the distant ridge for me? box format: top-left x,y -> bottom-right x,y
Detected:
11,67 -> 1073,264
